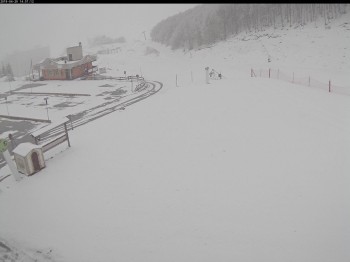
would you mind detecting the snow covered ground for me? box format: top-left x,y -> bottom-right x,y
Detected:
0,13 -> 349,262
0,79 -> 135,122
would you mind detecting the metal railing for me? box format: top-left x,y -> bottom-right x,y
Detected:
251,68 -> 350,96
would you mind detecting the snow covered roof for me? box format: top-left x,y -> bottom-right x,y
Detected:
13,142 -> 42,156
33,55 -> 97,70
56,60 -> 76,65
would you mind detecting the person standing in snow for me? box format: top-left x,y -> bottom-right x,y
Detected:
8,133 -> 17,151
210,69 -> 215,78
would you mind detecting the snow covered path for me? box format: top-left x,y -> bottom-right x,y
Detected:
0,75 -> 349,262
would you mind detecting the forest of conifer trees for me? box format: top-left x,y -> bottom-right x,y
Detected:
0,63 -> 14,80
151,4 -> 348,51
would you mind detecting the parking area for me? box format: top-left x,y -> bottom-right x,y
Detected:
0,78 -> 136,168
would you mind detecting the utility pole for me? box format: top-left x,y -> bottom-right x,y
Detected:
31,58 -> 33,81
205,67 -> 209,84
44,97 -> 49,121
8,76 -> 12,93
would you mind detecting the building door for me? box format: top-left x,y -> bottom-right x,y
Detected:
66,69 -> 71,80
31,152 -> 41,172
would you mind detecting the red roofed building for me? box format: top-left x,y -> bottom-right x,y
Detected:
33,42 -> 97,80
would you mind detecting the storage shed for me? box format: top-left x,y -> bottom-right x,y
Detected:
13,143 -> 45,176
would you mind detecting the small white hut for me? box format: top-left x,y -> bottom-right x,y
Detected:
13,143 -> 45,176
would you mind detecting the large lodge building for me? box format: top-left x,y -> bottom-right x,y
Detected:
33,42 -> 97,80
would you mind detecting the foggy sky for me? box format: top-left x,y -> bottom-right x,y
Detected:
0,4 -> 198,59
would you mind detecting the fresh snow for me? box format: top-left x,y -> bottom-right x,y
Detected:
12,142 -> 42,156
0,12 -> 350,262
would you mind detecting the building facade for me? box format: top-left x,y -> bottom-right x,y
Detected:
33,43 -> 97,80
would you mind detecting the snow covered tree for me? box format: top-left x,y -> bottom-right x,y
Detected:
6,63 -> 13,76
6,63 -> 14,81
0,63 -> 3,77
150,4 -> 349,50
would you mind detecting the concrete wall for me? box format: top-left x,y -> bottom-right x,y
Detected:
14,154 -> 27,174
67,45 -> 83,61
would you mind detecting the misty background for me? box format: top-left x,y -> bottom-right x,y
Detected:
1,4 -> 347,77
0,4 -> 197,62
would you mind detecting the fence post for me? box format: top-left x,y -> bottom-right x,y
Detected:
329,80 -> 331,93
205,67 -> 209,84
69,115 -> 74,130
191,71 -> 193,83
269,68 -> 271,78
277,69 -> 279,79
64,123 -> 71,147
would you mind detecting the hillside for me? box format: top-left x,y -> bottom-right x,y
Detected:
151,4 -> 349,51
83,11 -> 350,90
0,10 -> 349,262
